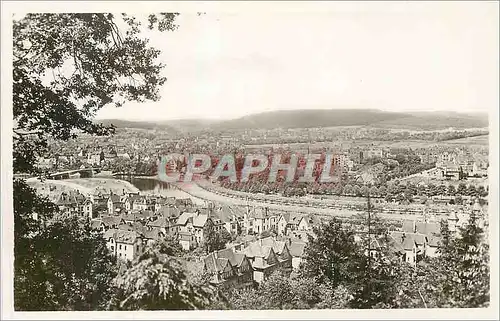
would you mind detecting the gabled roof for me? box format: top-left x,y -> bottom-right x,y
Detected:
415,222 -> 440,236
299,214 -> 320,226
101,216 -> 124,227
114,230 -> 141,244
124,194 -> 141,203
90,220 -> 103,230
402,220 -> 415,233
259,237 -> 287,255
279,212 -> 291,223
243,241 -> 273,259
289,242 -> 306,258
148,217 -> 172,228
204,253 -> 230,273
159,206 -> 181,218
279,212 -> 302,225
156,197 -> 176,205
117,223 -> 135,232
108,194 -> 121,203
192,214 -> 208,228
177,212 -> 195,226
216,248 -> 246,267
143,229 -> 164,241
390,231 -> 427,250
213,205 -> 242,223
289,213 -> 303,225
140,210 -> 155,219
103,228 -> 117,240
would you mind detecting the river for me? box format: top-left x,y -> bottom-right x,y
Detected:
117,176 -> 207,206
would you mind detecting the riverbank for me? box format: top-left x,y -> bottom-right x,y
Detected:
64,178 -> 140,194
174,180 -> 448,221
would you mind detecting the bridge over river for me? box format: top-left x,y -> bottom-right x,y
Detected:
47,167 -> 102,180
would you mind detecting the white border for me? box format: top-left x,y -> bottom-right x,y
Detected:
1,1 -> 499,320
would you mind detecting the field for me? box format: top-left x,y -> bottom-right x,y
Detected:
64,178 -> 140,194
441,134 -> 489,146
244,135 -> 489,152
26,178 -> 92,201
399,175 -> 488,187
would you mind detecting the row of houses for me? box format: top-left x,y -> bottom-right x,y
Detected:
96,202 -> 319,261
202,236 -> 307,288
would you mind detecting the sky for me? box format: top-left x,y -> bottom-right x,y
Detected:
95,2 -> 499,121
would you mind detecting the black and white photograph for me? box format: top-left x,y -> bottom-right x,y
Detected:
1,1 -> 498,319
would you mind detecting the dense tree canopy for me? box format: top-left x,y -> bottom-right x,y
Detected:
109,247 -> 217,310
13,13 -> 180,311
14,183 -> 117,310
13,13 -> 178,173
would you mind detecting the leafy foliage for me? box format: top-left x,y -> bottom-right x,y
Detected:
419,218 -> 490,308
109,247 -> 216,310
301,218 -> 362,286
13,13 -> 181,311
13,13 -> 178,173
202,220 -> 233,253
15,200 -> 117,310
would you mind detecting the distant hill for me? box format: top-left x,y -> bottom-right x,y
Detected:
96,109 -> 488,131
96,118 -> 219,133
214,109 -> 411,130
370,111 -> 488,130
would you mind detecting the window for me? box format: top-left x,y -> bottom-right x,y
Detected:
119,244 -> 122,250
124,245 -> 127,250
111,246 -> 114,251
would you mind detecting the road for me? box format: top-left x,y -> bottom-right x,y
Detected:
174,181 -> 446,221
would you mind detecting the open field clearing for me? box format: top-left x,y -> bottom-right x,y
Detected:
64,178 -> 139,194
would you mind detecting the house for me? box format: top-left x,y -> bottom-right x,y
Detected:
402,220 -> 440,236
132,196 -> 155,211
277,212 -> 302,236
297,214 -> 320,233
55,191 -> 87,216
101,216 -> 125,231
176,198 -> 194,208
147,216 -> 178,237
154,197 -> 177,212
212,205 -> 245,235
107,194 -> 123,215
258,237 -> 293,272
103,229 -> 143,261
176,211 -> 196,234
123,195 -> 141,211
142,229 -> 165,246
389,231 -> 428,266
203,248 -> 254,288
249,207 -> 275,235
158,206 -> 181,220
289,241 -> 306,270
90,219 -> 105,233
179,231 -> 196,251
239,238 -> 287,284
192,212 -> 209,245
83,199 -> 94,219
